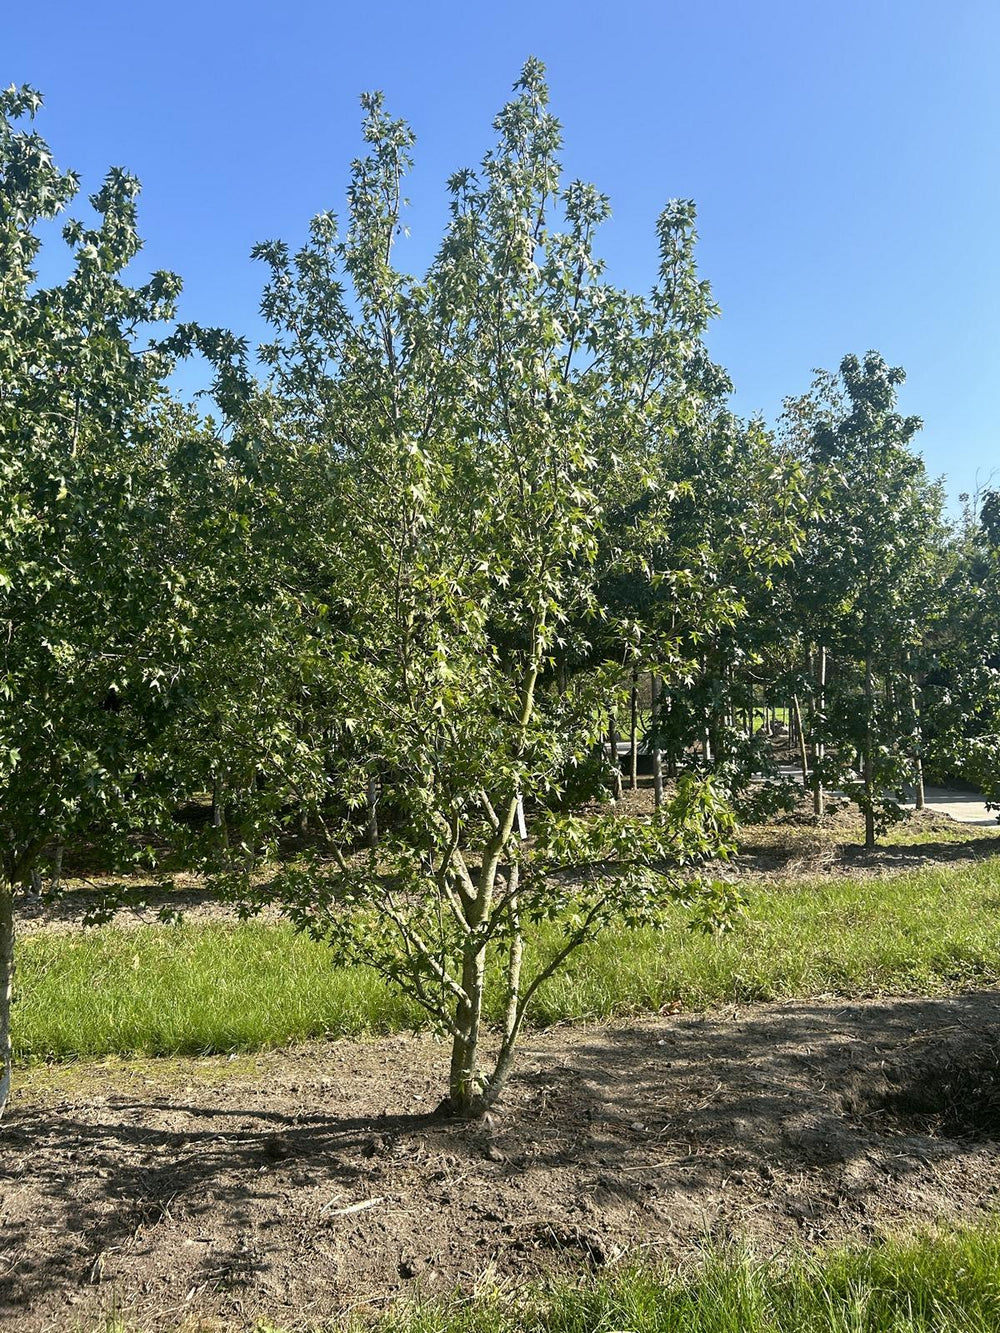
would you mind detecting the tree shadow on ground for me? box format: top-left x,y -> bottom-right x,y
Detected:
4,990 -> 1000,1323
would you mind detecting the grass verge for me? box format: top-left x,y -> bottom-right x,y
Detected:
13,858 -> 1000,1061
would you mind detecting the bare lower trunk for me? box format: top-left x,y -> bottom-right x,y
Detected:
0,880 -> 13,1119
908,671 -> 925,810
365,775 -> 379,848
629,671 -> 639,791
813,644 -> 826,818
651,672 -> 663,809
51,841 -> 64,893
608,714 -> 623,801
792,694 -> 809,786
449,937 -> 487,1114
864,655 -> 876,849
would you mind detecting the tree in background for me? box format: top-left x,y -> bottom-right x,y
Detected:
0,87 -> 211,1117
780,353 -> 945,847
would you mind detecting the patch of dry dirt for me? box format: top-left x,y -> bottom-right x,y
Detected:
5,992 -> 1000,1330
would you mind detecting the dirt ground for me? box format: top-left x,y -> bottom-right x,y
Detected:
5,991 -> 1000,1331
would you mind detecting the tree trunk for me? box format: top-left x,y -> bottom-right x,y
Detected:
608,714 -> 623,801
651,672 -> 663,809
365,774 -> 379,848
792,694 -> 809,787
864,655 -> 876,849
629,670 -> 639,791
813,644 -> 826,818
907,670 -> 925,811
449,935 -> 487,1115
0,880 -> 13,1120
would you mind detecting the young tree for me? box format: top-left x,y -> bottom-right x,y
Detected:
225,62 -> 741,1117
782,353 -> 944,846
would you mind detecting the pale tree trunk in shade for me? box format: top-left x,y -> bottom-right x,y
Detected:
651,672 -> 663,809
908,670 -> 925,810
608,714 -> 623,801
863,655 -> 876,849
51,841 -> 63,893
365,774 -> 379,848
0,880 -> 13,1119
813,645 -> 826,818
629,670 -> 639,791
793,694 -> 809,787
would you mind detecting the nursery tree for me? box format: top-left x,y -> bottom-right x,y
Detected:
234,62 -> 741,1116
785,353 -> 944,846
0,87 -> 195,1116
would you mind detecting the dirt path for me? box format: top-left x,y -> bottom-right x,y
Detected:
4,992 -> 1000,1330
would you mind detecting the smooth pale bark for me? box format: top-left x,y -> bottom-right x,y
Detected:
908,672 -> 926,811
0,880 -> 13,1119
792,694 -> 809,786
864,655 -> 876,849
365,774 -> 379,848
608,714 -> 623,801
629,671 -> 639,791
651,672 -> 663,809
812,645 -> 827,818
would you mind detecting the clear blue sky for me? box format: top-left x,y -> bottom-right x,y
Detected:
7,0 -> 999,506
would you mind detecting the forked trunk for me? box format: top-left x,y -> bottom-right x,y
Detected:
0,880 -> 13,1119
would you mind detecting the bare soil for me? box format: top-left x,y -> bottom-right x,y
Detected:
5,991 -> 1000,1330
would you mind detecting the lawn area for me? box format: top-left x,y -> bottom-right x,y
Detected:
14,857 -> 1000,1060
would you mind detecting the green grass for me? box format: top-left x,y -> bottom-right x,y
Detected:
364,1225 -> 1000,1333
13,857 -> 1000,1061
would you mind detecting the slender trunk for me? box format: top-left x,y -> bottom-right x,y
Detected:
449,936 -> 487,1114
365,774 -> 379,848
651,672 -> 663,809
50,841 -> 64,894
608,714 -> 623,801
864,655 -> 876,849
701,655 -> 713,765
793,694 -> 809,786
629,670 -> 639,791
909,670 -> 925,810
813,645 -> 826,818
501,866 -> 522,1043
0,879 -> 13,1119
211,768 -> 224,829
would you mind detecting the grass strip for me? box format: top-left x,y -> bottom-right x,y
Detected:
13,858 -> 1000,1061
